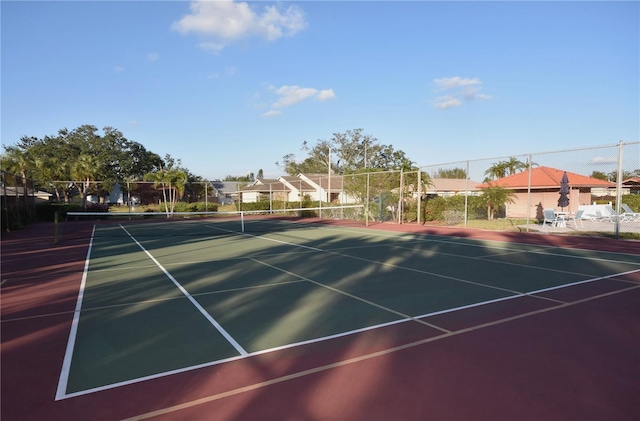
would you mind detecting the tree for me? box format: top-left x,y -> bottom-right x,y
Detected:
484,157 -> 530,182
503,157 -> 528,176
435,167 -> 467,179
2,125 -> 174,204
591,171 -> 609,181
166,168 -> 188,212
33,155 -> 68,203
143,167 -> 187,216
479,183 -> 517,220
224,174 -> 254,182
0,147 -> 35,219
71,154 -> 100,209
277,129 -> 414,175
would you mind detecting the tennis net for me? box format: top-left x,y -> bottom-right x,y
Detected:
60,205 -> 366,241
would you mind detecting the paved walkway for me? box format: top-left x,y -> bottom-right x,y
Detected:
524,219 -> 640,235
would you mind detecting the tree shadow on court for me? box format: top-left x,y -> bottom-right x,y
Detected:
2,220 -> 639,420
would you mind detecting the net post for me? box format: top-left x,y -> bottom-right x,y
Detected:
54,211 -> 59,244
241,211 -> 245,233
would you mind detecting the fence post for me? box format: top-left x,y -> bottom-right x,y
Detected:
366,173 -> 370,227
464,160 -> 470,227
615,141 -> 624,239
525,154 -> 533,232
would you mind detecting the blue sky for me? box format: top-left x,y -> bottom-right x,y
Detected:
2,1 -> 638,181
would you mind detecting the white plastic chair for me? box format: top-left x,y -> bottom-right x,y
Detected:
621,204 -> 640,222
566,210 -> 584,228
543,209 -> 564,227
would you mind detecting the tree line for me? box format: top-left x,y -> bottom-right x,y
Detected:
0,125 -> 211,211
1,124 -> 552,219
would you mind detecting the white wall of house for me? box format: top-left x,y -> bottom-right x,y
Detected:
508,189 -> 591,219
278,178 -> 305,202
241,191 -> 260,203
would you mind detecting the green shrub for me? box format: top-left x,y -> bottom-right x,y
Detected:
299,209 -> 318,217
594,194 -> 640,212
622,194 -> 640,212
423,196 -> 446,221
36,203 -> 84,221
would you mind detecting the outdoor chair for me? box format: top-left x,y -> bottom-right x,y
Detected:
621,204 -> 640,222
566,210 -> 584,228
604,205 -> 626,222
593,210 -> 609,223
543,209 -> 564,227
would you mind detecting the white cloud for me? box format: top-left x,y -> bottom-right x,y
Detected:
261,109 -> 282,118
433,95 -> 462,110
590,156 -> 618,164
114,66 -> 125,73
172,0 -> 307,53
433,77 -> 481,90
147,52 -> 159,61
461,86 -> 492,101
271,85 -> 316,108
432,76 -> 491,109
260,85 -> 336,116
316,89 -> 336,101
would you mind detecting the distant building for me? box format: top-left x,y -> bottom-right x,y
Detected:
211,181 -> 244,205
477,166 -> 616,219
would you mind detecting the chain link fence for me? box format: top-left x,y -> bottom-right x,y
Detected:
1,170 -> 40,231
4,141 -> 639,238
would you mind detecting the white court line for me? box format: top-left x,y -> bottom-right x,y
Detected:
59,268 -> 640,401
57,224 -> 639,399
55,224 -> 248,400
118,224 -> 248,357
120,283 -> 640,421
56,225 -> 96,401
526,268 -> 640,295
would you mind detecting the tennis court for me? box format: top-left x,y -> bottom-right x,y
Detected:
2,211 -> 639,420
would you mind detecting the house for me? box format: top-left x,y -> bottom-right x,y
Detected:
239,179 -> 290,203
1,185 -> 52,203
477,166 -> 616,219
211,181 -> 244,205
278,176 -> 317,202
622,177 -> 640,195
298,173 -> 354,203
238,173 -> 358,204
424,178 -> 483,198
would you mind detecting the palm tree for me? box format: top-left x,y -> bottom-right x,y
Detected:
144,170 -> 170,214
480,183 -> 517,220
484,157 -> 535,182
166,169 -> 187,214
484,161 -> 508,181
34,156 -> 68,203
144,168 -> 187,216
504,157 -> 528,176
71,154 -> 99,209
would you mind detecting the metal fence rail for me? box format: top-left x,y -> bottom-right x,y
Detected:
3,141 -> 639,238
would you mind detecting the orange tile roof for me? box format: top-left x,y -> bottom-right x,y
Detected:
477,166 -> 616,189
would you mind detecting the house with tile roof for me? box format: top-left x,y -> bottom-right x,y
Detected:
424,178 -> 483,198
477,166 -> 616,219
622,177 -> 640,195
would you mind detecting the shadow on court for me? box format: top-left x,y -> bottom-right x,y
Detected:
1,220 -> 639,420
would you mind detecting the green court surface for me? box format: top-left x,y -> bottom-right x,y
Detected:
57,220 -> 640,398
